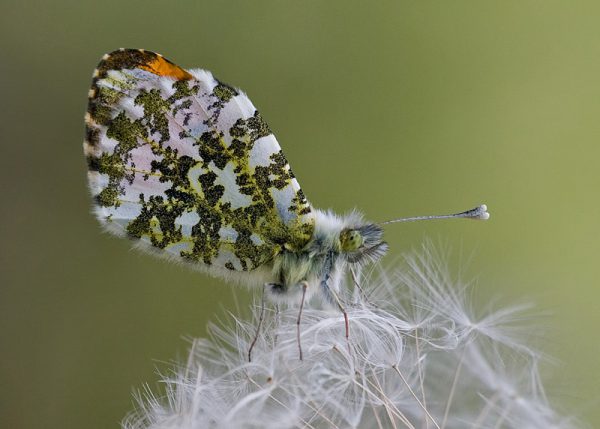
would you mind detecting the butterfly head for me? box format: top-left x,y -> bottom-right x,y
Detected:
339,223 -> 389,265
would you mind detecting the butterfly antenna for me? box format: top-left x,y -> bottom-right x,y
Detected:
248,283 -> 267,362
380,204 -> 490,225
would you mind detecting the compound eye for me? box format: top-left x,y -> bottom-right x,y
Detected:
340,229 -> 364,252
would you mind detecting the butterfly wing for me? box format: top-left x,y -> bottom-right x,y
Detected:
84,49 -> 314,273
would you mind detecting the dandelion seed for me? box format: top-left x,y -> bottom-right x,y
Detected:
122,246 -> 581,429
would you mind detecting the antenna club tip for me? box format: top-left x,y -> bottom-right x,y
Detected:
474,204 -> 490,220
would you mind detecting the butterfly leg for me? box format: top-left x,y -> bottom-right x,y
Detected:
350,265 -> 374,307
296,281 -> 308,361
322,280 -> 350,348
248,283 -> 268,362
320,252 -> 351,350
273,303 -> 281,347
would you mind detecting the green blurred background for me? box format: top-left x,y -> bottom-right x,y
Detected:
1,1 -> 599,427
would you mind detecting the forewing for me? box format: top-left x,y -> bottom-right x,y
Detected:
84,49 -> 314,271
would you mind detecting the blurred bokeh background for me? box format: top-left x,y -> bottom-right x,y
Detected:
1,1 -> 599,427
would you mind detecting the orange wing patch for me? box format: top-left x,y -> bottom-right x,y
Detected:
93,48 -> 193,81
138,54 -> 193,80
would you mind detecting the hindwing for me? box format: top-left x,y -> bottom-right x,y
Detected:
84,49 -> 314,272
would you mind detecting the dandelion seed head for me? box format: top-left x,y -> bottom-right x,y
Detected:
123,245 -> 583,429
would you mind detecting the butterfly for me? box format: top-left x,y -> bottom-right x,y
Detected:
84,48 -> 488,318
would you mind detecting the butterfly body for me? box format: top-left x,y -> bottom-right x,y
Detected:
268,209 -> 388,303
84,49 -> 388,304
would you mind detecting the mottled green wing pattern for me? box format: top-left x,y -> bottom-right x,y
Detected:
84,49 -> 314,271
